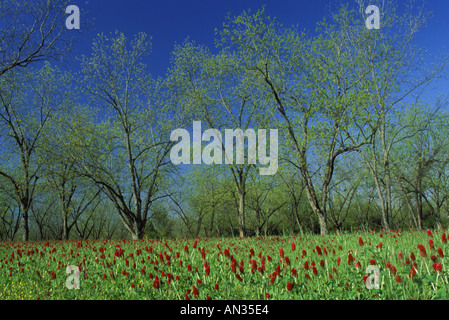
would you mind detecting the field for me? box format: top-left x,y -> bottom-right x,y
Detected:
1,229 -> 449,300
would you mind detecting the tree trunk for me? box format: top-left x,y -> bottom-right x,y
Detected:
62,208 -> 69,240
21,205 -> 30,241
293,202 -> 304,236
209,204 -> 215,237
255,208 -> 261,237
237,187 -> 246,238
303,182 -> 328,235
397,177 -> 419,230
130,220 -> 144,240
117,208 -> 145,240
317,211 -> 328,236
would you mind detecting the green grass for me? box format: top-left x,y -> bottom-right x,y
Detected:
1,228 -> 448,300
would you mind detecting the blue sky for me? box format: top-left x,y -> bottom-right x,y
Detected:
67,0 -> 448,97
71,0 -> 333,77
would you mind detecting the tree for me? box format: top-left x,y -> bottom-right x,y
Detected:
278,167 -> 307,235
76,31 -> 174,239
426,108 -> 449,226
247,172 -> 286,236
41,105 -> 102,240
0,186 -> 21,240
217,7 -> 374,235
326,156 -> 362,232
393,102 -> 448,230
0,63 -> 70,240
0,0 -> 74,76
165,39 -> 275,237
343,0 -> 449,230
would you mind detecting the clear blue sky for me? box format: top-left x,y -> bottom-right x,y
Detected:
71,0 -> 334,77
68,0 -> 448,97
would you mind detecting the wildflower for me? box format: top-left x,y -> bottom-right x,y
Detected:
409,266 -> 417,279
417,244 -> 427,257
433,262 -> 443,272
429,239 -> 435,250
153,276 -> 160,289
231,262 -> 236,273
348,253 -> 354,265
292,268 -> 297,277
390,266 -> 397,275
286,282 -> 294,291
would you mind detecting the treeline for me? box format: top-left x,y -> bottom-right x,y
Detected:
0,0 -> 448,241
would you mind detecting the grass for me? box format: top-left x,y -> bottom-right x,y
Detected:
0,228 -> 448,300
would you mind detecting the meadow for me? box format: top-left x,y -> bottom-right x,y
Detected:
1,229 -> 448,300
